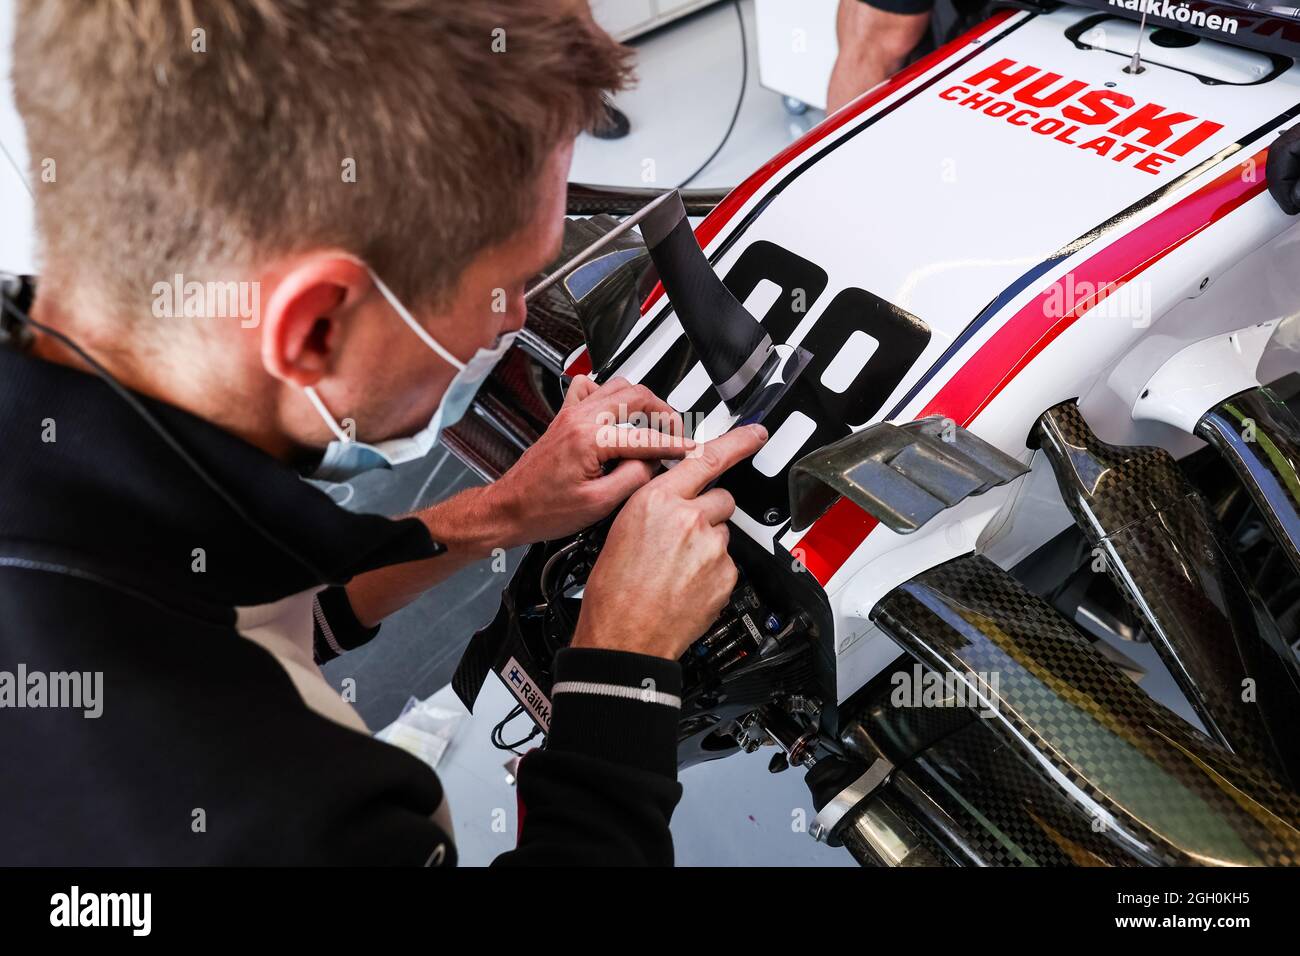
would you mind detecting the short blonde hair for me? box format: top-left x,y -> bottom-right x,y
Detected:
13,0 -> 632,315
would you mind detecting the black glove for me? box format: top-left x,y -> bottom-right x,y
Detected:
1266,125 -> 1300,215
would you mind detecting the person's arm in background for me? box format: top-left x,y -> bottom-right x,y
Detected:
826,0 -> 932,114
493,424 -> 768,866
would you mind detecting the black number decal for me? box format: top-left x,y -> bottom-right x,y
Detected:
639,241 -> 930,526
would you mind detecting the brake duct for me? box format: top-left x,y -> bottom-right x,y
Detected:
1032,401 -> 1300,786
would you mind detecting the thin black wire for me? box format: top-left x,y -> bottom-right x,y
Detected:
491,704 -> 543,754
0,294 -> 335,584
676,0 -> 747,189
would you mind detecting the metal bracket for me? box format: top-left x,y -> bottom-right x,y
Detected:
810,757 -> 893,843
789,416 -> 1029,533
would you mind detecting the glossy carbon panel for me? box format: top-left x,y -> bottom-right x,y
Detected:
848,661 -> 1193,866
899,722 -> 1142,866
788,416 -> 1028,533
870,554 -> 1300,866
565,183 -> 726,218
641,192 -> 775,413
1033,402 -> 1300,785
1197,386 -> 1300,583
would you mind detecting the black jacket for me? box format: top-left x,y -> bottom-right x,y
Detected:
0,341 -> 683,865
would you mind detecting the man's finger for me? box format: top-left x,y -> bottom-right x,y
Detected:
595,427 -> 695,462
562,373 -> 599,409
656,424 -> 768,499
590,375 -> 631,397
568,374 -> 629,410
694,487 -> 737,526
586,458 -> 655,509
587,385 -> 684,438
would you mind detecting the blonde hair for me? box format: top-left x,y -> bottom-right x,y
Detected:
13,0 -> 632,316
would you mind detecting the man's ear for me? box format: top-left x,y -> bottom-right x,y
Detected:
260,255 -> 370,387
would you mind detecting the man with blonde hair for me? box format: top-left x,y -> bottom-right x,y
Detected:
0,0 -> 766,864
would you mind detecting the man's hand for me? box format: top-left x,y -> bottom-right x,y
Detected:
489,374 -> 696,547
346,375 -> 696,628
571,424 -> 768,661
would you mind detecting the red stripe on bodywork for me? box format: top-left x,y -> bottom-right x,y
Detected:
563,10 -> 1017,379
795,498 -> 880,586
919,154 -> 1268,427
796,149 -> 1269,586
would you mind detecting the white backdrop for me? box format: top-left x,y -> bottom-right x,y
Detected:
0,0 -> 37,274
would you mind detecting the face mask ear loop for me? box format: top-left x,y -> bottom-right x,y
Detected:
303,386 -> 354,444
365,269 -> 467,372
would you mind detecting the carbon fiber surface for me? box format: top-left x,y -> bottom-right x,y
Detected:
1034,402 -> 1300,785
641,192 -> 774,413
565,183 -> 726,218
441,349 -> 553,482
871,554 -> 1300,866
519,215 -> 615,369
850,664 -> 1174,866
440,411 -> 521,483
900,721 -> 1143,866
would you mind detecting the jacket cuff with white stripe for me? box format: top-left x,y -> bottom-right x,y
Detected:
545,648 -> 682,779
312,585 -> 381,664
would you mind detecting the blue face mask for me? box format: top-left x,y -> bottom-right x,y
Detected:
304,267 -> 518,482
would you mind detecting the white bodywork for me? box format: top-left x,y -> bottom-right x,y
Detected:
602,5 -> 1300,701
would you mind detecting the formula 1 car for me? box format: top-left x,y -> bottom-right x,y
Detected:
450,0 -> 1300,865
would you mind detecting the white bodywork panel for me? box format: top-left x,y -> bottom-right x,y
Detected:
603,6 -> 1300,701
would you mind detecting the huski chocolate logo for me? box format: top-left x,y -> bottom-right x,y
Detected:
938,57 -> 1224,174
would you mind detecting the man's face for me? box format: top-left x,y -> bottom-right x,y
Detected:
305,142 -> 572,448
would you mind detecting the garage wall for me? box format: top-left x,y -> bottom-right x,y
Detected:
0,0 -> 36,274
